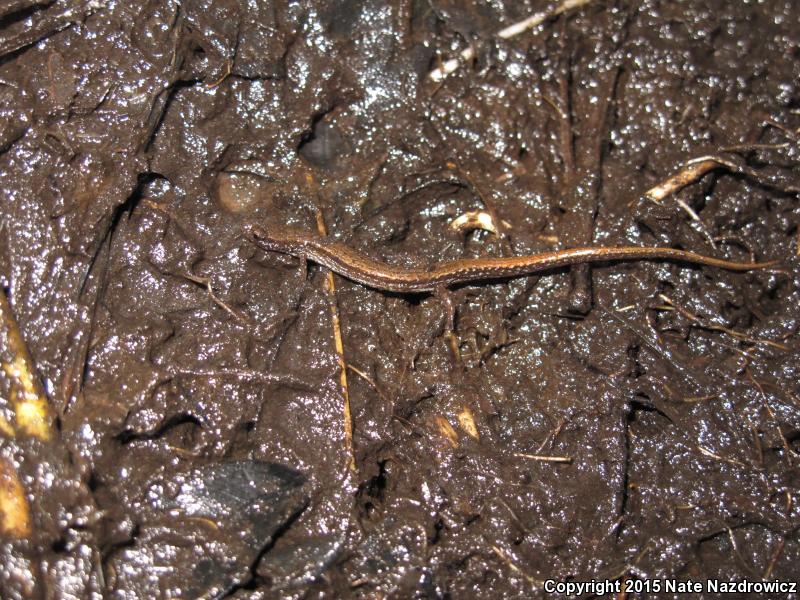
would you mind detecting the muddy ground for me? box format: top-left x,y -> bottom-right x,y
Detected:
1,0 -> 799,598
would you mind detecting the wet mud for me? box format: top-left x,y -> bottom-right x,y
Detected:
0,0 -> 799,597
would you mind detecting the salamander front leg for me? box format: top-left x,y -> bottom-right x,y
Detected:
296,252 -> 308,284
569,263 -> 593,315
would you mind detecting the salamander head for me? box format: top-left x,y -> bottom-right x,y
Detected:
249,224 -> 314,256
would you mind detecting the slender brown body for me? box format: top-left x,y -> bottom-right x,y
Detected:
250,226 -> 776,294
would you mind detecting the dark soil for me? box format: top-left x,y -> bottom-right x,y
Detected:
1,0 -> 799,598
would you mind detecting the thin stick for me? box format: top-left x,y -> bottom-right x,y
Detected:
646,154 -> 800,201
763,537 -> 785,579
347,364 -> 391,404
315,208 -> 357,473
696,445 -> 746,467
746,369 -> 795,466
167,368 -> 310,388
680,394 -> 719,403
534,419 -> 566,453
513,453 -> 572,463
490,545 -> 544,585
657,294 -> 789,352
205,58 -> 232,88
429,0 -> 595,82
646,159 -> 720,201
182,273 -> 251,325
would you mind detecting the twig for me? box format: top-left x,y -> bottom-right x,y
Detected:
746,369 -> 795,466
720,143 -> 790,152
513,453 -> 572,463
607,542 -> 653,581
763,537 -> 785,579
675,197 -> 716,248
564,64 -> 619,314
751,425 -> 764,469
429,0 -> 595,82
646,154 -> 800,201
728,527 -> 759,579
182,273 -> 251,325
680,394 -> 719,403
645,158 -> 721,201
490,545 -> 544,585
535,419 -> 566,453
166,368 -> 312,389
314,208 -> 357,473
205,59 -> 232,88
487,497 -> 532,535
657,294 -> 789,352
346,364 -> 392,405
696,445 -> 746,467
712,235 -> 757,263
